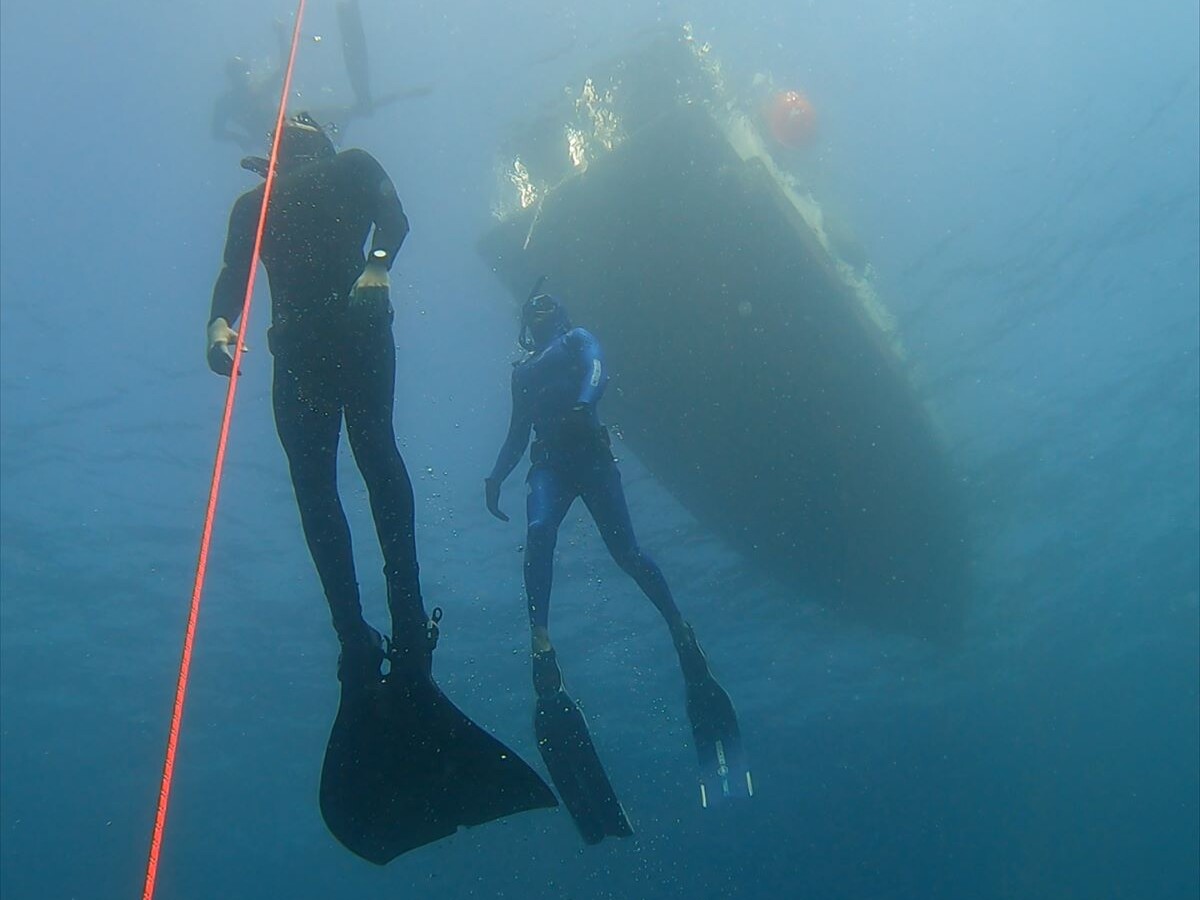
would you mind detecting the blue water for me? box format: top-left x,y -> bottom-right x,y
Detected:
1,1 -> 1196,897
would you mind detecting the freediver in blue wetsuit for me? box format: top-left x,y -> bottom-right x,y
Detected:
485,288 -> 752,843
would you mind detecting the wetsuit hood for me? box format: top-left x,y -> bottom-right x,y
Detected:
520,293 -> 571,350
276,112 -> 336,166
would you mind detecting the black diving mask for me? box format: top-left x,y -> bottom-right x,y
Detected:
519,293 -> 571,350
274,112 -> 336,164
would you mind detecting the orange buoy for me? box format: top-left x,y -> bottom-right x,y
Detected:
765,90 -> 817,149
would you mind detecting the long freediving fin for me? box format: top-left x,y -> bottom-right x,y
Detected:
676,624 -> 753,806
336,0 -> 372,110
532,650 -> 632,844
320,619 -> 557,864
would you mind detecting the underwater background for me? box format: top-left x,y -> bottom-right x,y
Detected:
1,1 -> 1196,897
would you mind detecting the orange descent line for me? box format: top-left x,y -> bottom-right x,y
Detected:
141,2 -> 308,897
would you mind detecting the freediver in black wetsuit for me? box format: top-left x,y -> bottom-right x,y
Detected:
485,289 -> 753,843
207,113 -> 418,664
206,114 -> 554,864
211,53 -> 281,154
211,18 -> 292,155
212,3 -> 428,157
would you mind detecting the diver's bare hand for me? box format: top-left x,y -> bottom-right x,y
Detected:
484,478 -> 509,522
206,317 -> 244,377
350,260 -> 390,312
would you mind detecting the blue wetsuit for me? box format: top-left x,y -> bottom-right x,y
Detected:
487,315 -> 750,818
488,327 -> 681,631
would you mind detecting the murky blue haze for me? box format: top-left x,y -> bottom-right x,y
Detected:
1,1 -> 1196,898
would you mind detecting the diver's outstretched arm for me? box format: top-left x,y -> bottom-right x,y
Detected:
485,377 -> 534,520
209,193 -> 259,328
205,192 -> 259,375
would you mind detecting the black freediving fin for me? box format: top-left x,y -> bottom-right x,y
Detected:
532,650 -> 633,845
320,620 -> 557,865
371,85 -> 435,106
336,0 -> 372,111
676,624 -> 753,807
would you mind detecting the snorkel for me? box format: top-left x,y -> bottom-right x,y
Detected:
519,275 -> 571,351
239,112 -> 335,179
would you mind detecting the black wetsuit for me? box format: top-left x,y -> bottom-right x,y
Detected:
209,148 -> 421,644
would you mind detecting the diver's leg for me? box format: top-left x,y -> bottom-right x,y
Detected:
524,464 -> 576,653
272,349 -> 367,645
579,466 -> 747,801
527,465 -> 634,842
581,461 -> 686,638
581,463 -> 717,684
343,321 -> 428,650
273,16 -> 290,64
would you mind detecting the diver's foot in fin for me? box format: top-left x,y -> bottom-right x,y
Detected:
387,608 -> 441,681
322,613 -> 556,864
532,650 -> 633,845
337,623 -> 386,689
674,623 -> 754,807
